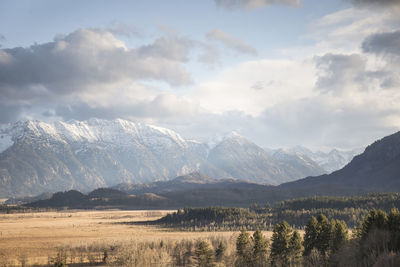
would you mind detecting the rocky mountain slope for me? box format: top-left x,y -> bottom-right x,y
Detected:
207,133 -> 325,184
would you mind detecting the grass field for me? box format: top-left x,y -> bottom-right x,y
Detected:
0,210 -> 268,266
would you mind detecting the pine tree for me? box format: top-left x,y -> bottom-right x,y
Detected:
252,230 -> 268,267
387,208 -> 400,251
288,230 -> 303,266
304,216 -> 318,256
195,240 -> 214,267
359,209 -> 388,241
331,219 -> 348,253
316,214 -> 333,256
270,221 -> 292,266
236,230 -> 253,267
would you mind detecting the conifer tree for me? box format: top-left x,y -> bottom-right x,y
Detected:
270,221 -> 292,266
288,230 -> 303,266
236,230 -> 253,267
195,240 -> 214,267
359,209 -> 388,241
331,219 -> 348,253
387,208 -> 400,251
316,214 -> 333,256
304,216 -> 318,256
252,230 -> 269,267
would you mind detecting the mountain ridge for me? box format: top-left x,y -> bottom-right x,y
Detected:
279,131 -> 400,194
0,119 -> 341,197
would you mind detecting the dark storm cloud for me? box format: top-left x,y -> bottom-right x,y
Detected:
362,30 -> 400,56
215,0 -> 300,10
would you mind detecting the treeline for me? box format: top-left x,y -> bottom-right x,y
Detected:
154,206 -> 364,231
156,207 -> 266,231
154,194 -> 400,230
269,193 -> 400,228
271,208 -> 368,228
0,204 -> 53,214
275,193 -> 400,211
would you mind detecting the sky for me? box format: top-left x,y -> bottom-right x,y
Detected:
1,0 -> 400,150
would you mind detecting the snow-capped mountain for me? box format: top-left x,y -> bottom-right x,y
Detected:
207,133 -> 325,184
271,149 -> 326,176
284,146 -> 364,173
0,119 -> 326,197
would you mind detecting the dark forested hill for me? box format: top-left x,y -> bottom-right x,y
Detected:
280,131 -> 400,195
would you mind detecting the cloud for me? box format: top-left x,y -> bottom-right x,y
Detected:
0,28 -> 196,123
0,34 -> 5,48
138,35 -> 194,62
191,58 -> 316,116
0,102 -> 22,123
159,90 -> 400,150
214,0 -> 300,10
105,23 -> 143,38
182,51 -> 400,149
258,94 -> 400,148
347,0 -> 400,7
55,94 -> 199,122
361,30 -> 400,88
0,28 -> 192,101
346,0 -> 400,15
315,53 -> 368,94
362,30 -> 400,57
315,52 -> 400,94
207,29 -> 257,56
198,43 -> 221,66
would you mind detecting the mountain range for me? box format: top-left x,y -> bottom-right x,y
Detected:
25,130 -> 400,209
0,118 -> 345,198
284,146 -> 363,173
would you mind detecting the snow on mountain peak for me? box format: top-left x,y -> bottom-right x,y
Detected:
0,118 -> 188,149
206,130 -> 246,149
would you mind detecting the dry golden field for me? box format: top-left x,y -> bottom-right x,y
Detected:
0,210 -> 269,266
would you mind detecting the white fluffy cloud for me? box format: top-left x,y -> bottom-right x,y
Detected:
0,28 -> 195,123
191,58 -> 315,115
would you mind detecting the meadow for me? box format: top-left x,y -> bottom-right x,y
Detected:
0,210 -> 260,266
